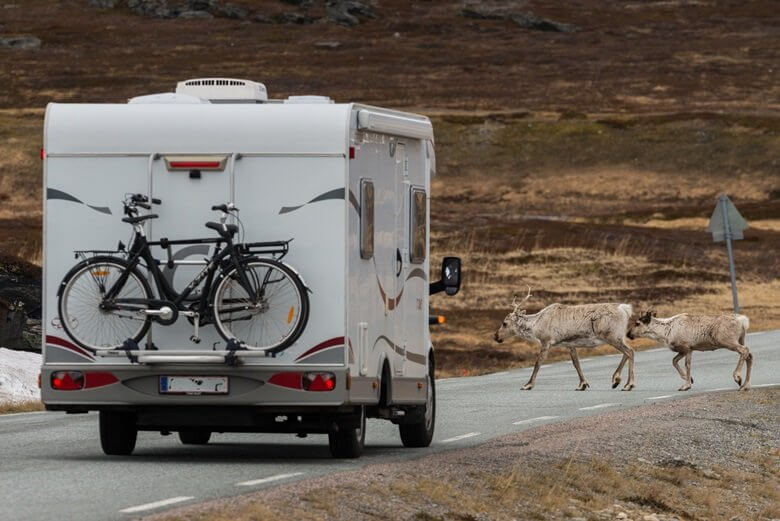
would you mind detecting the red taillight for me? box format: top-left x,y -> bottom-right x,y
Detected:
37,372 -> 41,389
40,148 -> 45,160
303,372 -> 336,392
349,146 -> 355,159
268,372 -> 303,390
84,372 -> 119,389
169,161 -> 221,169
51,371 -> 84,391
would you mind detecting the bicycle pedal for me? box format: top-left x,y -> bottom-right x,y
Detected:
190,335 -> 201,344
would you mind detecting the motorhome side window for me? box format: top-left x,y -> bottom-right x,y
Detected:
410,187 -> 427,263
360,179 -> 375,259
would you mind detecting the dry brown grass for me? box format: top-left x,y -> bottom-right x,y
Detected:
0,400 -> 44,414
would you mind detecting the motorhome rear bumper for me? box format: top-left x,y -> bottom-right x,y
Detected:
40,364 -> 349,409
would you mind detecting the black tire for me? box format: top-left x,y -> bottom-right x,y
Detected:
399,363 -> 436,448
99,411 -> 138,456
58,256 -> 153,351
328,406 -> 366,458
213,258 -> 309,353
178,430 -> 211,445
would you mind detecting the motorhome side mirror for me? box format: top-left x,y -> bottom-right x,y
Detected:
429,256 -> 461,296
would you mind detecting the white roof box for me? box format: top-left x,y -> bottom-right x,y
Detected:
176,78 -> 268,103
284,95 -> 333,104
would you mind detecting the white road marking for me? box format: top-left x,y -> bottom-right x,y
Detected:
647,395 -> 673,400
705,387 -> 733,392
512,415 -> 559,425
236,472 -> 304,487
579,403 -> 619,411
441,432 -> 481,443
0,411 -> 49,420
751,383 -> 779,388
119,496 -> 194,513
490,371 -> 509,376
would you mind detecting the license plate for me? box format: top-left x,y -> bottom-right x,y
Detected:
159,376 -> 229,395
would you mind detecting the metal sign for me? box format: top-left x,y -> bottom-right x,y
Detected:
707,195 -> 748,313
708,194 -> 748,242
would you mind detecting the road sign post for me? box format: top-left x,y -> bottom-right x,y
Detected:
707,194 -> 748,313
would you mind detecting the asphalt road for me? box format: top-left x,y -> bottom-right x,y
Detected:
1,330 -> 778,521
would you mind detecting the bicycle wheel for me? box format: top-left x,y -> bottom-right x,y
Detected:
213,258 -> 309,352
58,256 -> 152,350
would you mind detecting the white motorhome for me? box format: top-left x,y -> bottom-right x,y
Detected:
40,79 -> 461,458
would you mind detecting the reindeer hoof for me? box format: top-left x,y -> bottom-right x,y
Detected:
522,383 -> 534,391
739,384 -> 751,391
734,375 -> 742,386
678,384 -> 691,391
575,382 -> 590,391
622,383 -> 635,391
611,378 -> 621,389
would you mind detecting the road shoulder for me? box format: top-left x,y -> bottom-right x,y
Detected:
149,388 -> 779,521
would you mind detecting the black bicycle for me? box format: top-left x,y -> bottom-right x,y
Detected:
57,194 -> 309,352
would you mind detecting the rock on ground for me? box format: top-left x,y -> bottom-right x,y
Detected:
0,347 -> 40,403
0,36 -> 41,49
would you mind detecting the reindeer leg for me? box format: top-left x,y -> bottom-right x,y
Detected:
569,347 -> 589,391
742,349 -> 753,391
613,339 -> 636,391
523,343 -> 549,390
672,352 -> 686,382
611,355 -> 627,389
679,352 -> 692,391
728,341 -> 753,391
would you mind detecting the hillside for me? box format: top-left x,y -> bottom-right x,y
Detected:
0,0 -> 778,374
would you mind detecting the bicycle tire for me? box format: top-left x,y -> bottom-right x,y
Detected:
212,258 -> 309,352
58,256 -> 153,351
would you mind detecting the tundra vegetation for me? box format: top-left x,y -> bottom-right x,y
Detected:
0,0 -> 778,378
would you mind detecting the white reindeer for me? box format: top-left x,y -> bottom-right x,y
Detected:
493,289 -> 636,391
627,310 -> 752,391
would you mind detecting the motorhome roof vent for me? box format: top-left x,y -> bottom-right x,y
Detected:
284,95 -> 334,104
175,78 -> 268,103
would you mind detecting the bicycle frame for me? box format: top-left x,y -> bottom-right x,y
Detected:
103,229 -> 256,317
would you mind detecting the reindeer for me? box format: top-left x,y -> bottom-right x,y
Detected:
627,310 -> 752,391
493,288 -> 636,391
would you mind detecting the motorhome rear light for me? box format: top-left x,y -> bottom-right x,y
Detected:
163,155 -> 228,171
40,148 -> 45,160
51,371 -> 84,391
302,372 -> 336,392
84,372 -> 119,389
268,372 -> 303,390
169,161 -> 221,169
37,372 -> 41,389
349,146 -> 355,159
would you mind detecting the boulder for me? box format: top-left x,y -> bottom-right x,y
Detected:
326,0 -> 376,27
215,3 -> 249,20
0,36 -> 41,49
274,12 -> 315,24
511,12 -> 576,32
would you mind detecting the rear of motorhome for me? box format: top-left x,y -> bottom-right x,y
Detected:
40,79 -> 461,458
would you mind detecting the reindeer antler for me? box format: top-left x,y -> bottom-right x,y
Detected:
512,285 -> 532,309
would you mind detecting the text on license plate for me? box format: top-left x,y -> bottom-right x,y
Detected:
159,376 -> 229,395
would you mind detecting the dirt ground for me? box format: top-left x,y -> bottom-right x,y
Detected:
150,388 -> 780,521
1,1 -> 779,376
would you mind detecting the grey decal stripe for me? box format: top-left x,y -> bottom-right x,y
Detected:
406,268 -> 427,282
279,188 -> 344,214
348,189 -> 360,214
372,335 -> 426,366
279,188 -> 360,215
47,188 -> 112,215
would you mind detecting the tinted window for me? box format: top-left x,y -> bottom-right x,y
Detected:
360,179 -> 374,259
410,187 -> 426,263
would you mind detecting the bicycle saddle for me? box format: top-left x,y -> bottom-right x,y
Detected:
122,214 -> 158,224
205,221 -> 239,239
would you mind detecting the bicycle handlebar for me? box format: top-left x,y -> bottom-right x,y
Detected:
212,203 -> 239,212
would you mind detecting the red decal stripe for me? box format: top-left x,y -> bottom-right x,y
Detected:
295,337 -> 345,361
46,335 -> 95,360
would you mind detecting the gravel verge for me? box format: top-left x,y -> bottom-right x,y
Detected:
148,388 -> 779,521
